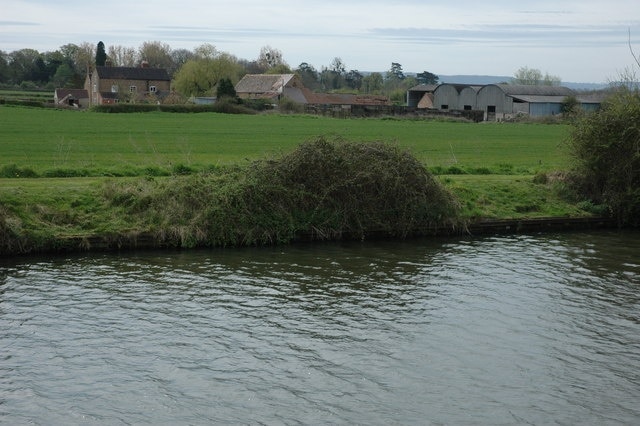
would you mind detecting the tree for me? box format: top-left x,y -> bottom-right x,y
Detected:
52,63 -> 75,87
345,69 -> 363,90
138,41 -> 173,69
387,62 -> 405,81
560,95 -> 580,119
295,62 -> 320,90
7,49 -> 41,84
416,71 -> 439,85
568,88 -> 640,226
107,45 -> 137,67
216,78 -> 237,99
362,72 -> 383,94
95,41 -> 107,66
513,66 -> 561,86
173,51 -> 243,97
0,50 -> 10,83
257,45 -> 287,72
72,42 -> 95,75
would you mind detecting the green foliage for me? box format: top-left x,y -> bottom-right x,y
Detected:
216,78 -> 237,99
567,89 -> 640,225
95,41 -> 107,66
278,97 -> 304,113
0,164 -> 39,178
173,53 -> 243,97
560,95 -> 580,120
100,137 -> 462,248
245,137 -> 462,239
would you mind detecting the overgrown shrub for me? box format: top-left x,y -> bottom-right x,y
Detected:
246,136 -> 462,239
0,164 -> 39,178
102,137 -> 462,247
567,88 -> 640,226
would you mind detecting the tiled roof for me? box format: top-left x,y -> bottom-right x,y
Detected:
95,66 -> 170,81
55,88 -> 88,99
235,74 -> 297,93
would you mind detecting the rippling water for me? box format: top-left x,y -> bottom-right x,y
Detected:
1,231 -> 639,424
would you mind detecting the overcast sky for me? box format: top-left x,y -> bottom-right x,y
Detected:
2,0 -> 639,83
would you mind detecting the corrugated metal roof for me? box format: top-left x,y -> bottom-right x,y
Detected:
95,66 -> 170,81
408,84 -> 438,92
496,84 -> 574,96
509,95 -> 570,103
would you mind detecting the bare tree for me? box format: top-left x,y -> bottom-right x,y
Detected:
107,45 -> 137,67
138,41 -> 173,69
513,66 -> 560,86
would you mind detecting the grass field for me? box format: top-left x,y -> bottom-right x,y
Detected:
0,105 -> 571,176
0,105 -> 591,252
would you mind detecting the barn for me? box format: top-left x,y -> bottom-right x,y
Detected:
433,84 -> 481,111
476,84 -> 575,120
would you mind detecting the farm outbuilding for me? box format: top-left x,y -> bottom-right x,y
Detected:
433,84 -> 481,111
408,82 -> 604,121
476,84 -> 574,120
406,84 -> 437,108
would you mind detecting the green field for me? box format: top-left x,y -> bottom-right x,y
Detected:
1,105 -> 592,253
0,105 -> 571,175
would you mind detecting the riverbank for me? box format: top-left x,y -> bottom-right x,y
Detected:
0,172 -> 611,257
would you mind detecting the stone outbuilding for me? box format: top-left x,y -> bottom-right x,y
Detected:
54,88 -> 89,108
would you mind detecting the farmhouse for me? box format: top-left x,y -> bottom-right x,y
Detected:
84,62 -> 171,106
54,88 -> 89,108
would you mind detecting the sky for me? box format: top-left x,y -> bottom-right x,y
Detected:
1,0 -> 639,83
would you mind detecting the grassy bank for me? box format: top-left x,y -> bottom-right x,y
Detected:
0,106 -> 595,255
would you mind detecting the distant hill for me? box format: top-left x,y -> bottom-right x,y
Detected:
436,74 -> 607,91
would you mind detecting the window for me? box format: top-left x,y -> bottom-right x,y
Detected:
92,83 -> 97,93
464,105 -> 472,111
149,86 -> 157,93
111,85 -> 118,93
441,104 -> 449,110
487,105 -> 496,113
129,85 -> 137,93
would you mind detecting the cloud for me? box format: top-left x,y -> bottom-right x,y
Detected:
368,24 -> 630,48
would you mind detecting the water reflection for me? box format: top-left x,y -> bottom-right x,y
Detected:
1,230 -> 639,424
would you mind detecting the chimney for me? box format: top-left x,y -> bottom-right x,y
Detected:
140,61 -> 149,68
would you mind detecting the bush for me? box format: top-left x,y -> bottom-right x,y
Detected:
567,89 -> 640,225
0,164 -> 39,178
245,136 -> 462,240
102,137 -> 463,247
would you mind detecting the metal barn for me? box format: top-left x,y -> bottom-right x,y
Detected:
476,84 -> 574,120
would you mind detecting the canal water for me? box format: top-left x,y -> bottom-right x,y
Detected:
1,231 -> 639,425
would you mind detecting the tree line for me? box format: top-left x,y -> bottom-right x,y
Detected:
0,40 -> 440,104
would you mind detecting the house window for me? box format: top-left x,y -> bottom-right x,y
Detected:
92,83 -> 97,93
129,85 -> 137,93
149,85 -> 157,93
464,105 -> 472,110
441,104 -> 449,110
111,85 -> 118,93
487,105 -> 496,113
